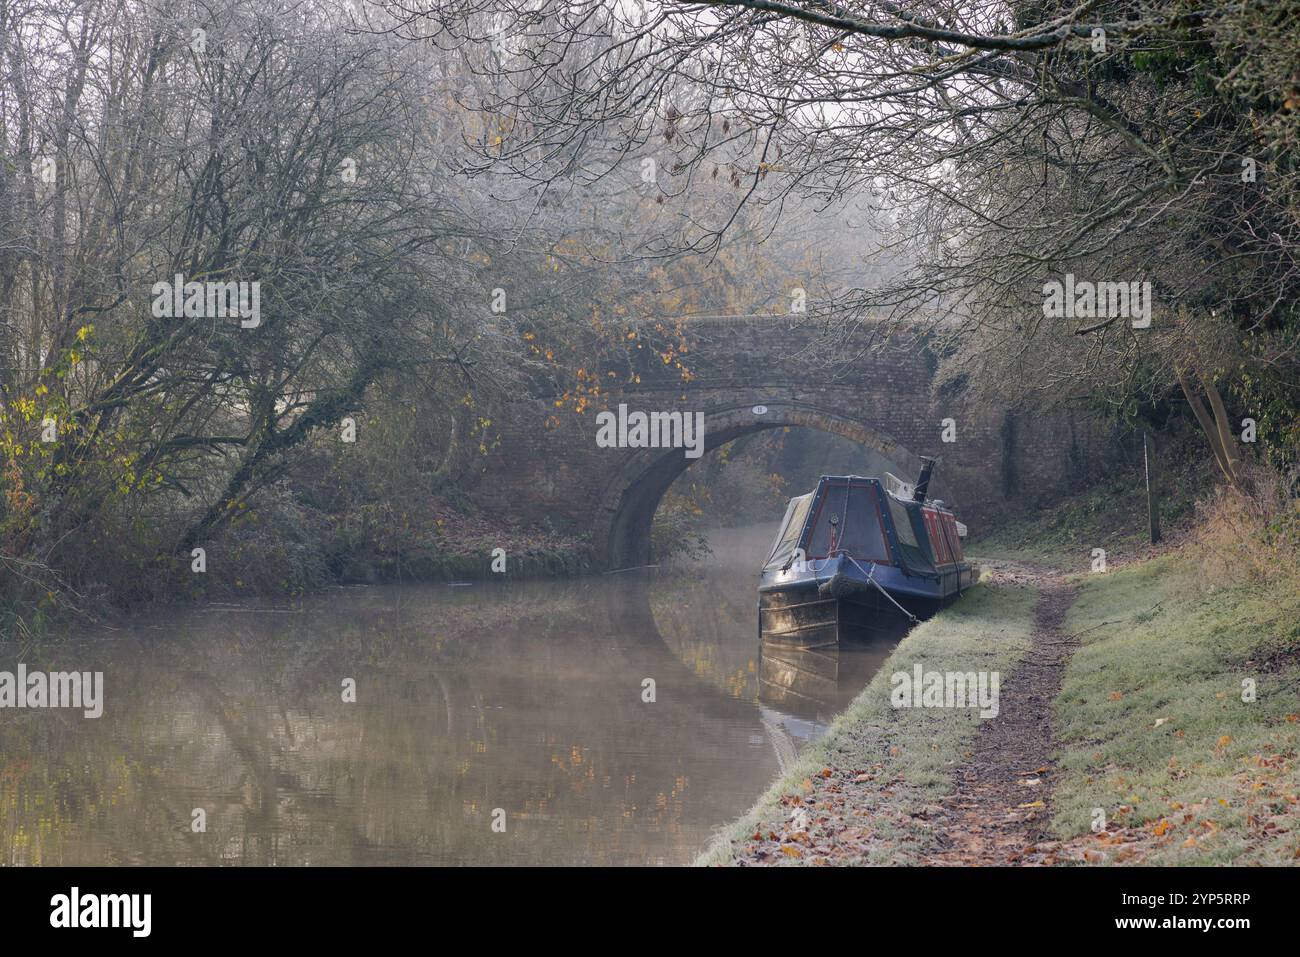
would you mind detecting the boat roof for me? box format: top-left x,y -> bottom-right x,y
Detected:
813,474 -> 956,514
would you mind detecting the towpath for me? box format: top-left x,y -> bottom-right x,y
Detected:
924,564 -> 1079,865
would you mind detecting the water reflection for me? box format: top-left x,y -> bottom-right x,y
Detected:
756,615 -> 910,766
759,631 -> 901,721
0,526 -> 906,866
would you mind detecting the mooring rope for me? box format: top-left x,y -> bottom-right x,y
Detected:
846,555 -> 919,624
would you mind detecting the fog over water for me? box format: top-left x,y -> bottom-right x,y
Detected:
1,523 -> 906,866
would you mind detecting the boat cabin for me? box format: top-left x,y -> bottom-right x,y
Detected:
763,474 -> 967,581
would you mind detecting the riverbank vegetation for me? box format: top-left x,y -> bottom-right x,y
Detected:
1051,552 -> 1300,864
969,447 -> 1214,572
1047,473 -> 1300,864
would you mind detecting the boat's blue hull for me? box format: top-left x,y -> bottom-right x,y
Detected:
761,553 -> 972,601
758,555 -> 974,644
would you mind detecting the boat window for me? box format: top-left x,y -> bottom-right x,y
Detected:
888,497 -> 936,577
935,514 -> 956,561
763,493 -> 813,570
839,484 -> 891,561
924,509 -> 951,564
887,496 -> 919,548
941,513 -> 965,561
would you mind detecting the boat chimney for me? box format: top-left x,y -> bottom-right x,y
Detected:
913,457 -> 936,502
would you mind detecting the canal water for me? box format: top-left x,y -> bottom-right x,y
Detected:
0,526 -> 907,866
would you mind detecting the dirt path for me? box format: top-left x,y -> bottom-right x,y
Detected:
926,564 -> 1079,865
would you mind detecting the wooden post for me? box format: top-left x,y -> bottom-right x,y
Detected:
1144,430 -> 1162,544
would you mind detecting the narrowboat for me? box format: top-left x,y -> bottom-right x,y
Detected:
758,458 -> 975,644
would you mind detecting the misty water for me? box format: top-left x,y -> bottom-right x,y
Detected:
1,525 -> 908,866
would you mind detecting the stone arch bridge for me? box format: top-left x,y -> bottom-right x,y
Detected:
482,318 -> 1109,570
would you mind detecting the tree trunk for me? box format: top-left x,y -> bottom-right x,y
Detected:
1176,365 -> 1245,491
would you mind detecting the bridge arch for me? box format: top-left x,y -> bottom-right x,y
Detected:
596,401 -> 928,570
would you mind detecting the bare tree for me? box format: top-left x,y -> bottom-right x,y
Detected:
0,0 -> 498,591
388,0 -> 1300,487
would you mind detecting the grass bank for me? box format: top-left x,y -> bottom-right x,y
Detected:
1048,554 -> 1300,864
696,578 -> 1038,865
970,458 -> 1209,572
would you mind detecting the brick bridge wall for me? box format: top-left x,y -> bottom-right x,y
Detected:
476,319 -> 1115,569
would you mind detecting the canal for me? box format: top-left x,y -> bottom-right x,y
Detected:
0,526 -> 907,865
